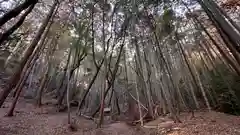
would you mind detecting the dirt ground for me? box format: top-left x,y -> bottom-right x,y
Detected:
0,98 -> 240,135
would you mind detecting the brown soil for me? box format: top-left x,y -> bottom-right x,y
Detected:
167,111 -> 240,135
0,98 -> 240,135
0,98 -> 152,135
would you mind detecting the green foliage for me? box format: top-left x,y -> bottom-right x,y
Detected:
209,64 -> 240,115
161,8 -> 175,35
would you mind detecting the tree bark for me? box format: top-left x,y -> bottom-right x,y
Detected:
0,0 -> 38,27
176,33 -> 211,110
197,0 -> 240,53
0,3 -> 36,45
36,68 -> 49,107
0,0 -> 58,107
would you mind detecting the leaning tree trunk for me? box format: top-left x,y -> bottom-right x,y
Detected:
56,49 -> 72,106
6,55 -> 37,116
135,70 -> 143,126
91,36 -> 126,117
193,15 -> 240,75
36,67 -> 49,107
77,7 -> 108,113
6,27 -> 54,116
0,0 -> 58,107
0,3 -> 36,45
135,38 -> 154,119
176,34 -> 211,110
0,0 -> 38,27
183,1 -> 240,74
197,0 -> 240,53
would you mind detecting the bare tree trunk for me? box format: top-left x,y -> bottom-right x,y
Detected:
0,0 -> 38,27
67,66 -> 71,125
6,57 -> 36,116
198,0 -> 240,52
176,34 -> 211,110
196,18 -> 240,75
183,1 -> 240,74
77,65 -> 103,113
0,0 -> 58,107
0,3 -> 36,45
91,36 -> 126,117
56,49 -> 71,105
77,5 -> 109,113
36,67 -> 49,107
135,72 -> 143,126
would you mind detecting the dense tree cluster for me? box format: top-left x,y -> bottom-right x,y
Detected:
0,0 -> 240,127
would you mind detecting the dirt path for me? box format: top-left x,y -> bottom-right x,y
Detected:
1,99 -> 240,135
0,99 -> 150,135
168,111 -> 240,135
144,111 -> 240,135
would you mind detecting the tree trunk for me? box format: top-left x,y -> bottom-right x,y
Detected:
36,68 -> 49,107
0,0 -> 58,107
66,67 -> 71,125
0,0 -> 38,27
135,73 -> 143,126
6,57 -> 36,116
194,16 -> 240,75
176,34 -> 211,110
91,36 -> 126,117
198,0 -> 240,52
183,1 -> 240,74
0,3 -> 36,45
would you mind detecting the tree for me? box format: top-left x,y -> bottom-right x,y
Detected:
0,0 -> 59,107
0,0 -> 38,27
0,3 -> 36,45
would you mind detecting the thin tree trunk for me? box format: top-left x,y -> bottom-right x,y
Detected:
36,67 -> 49,107
176,34 -> 211,110
91,36 -> 126,117
0,3 -> 36,45
56,49 -> 71,101
67,66 -> 71,125
0,0 -> 58,107
198,0 -> 240,52
135,73 -> 143,126
196,18 -> 240,75
6,56 -> 36,116
183,1 -> 240,74
77,65 -> 103,113
0,0 -> 38,27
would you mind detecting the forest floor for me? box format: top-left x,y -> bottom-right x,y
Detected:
0,98 -> 240,135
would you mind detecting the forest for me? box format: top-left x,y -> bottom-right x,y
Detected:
0,0 -> 240,135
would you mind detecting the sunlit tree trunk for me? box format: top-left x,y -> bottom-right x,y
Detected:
135,38 -> 154,119
176,35 -> 211,110
183,2 -> 240,74
195,18 -> 240,75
